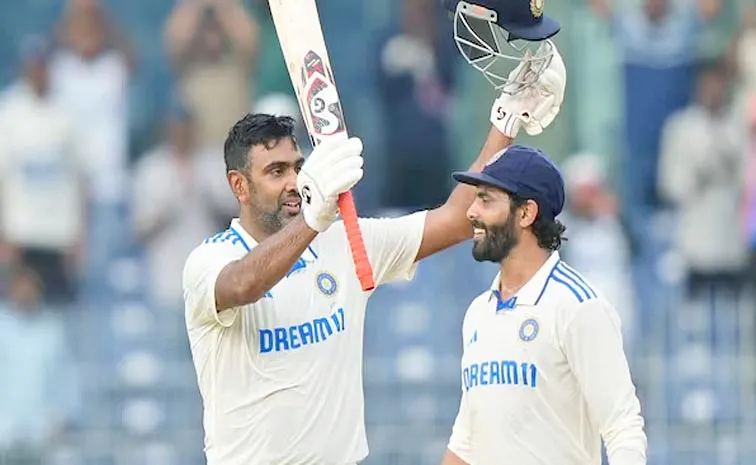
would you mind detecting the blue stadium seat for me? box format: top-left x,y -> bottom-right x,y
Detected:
668,449 -> 718,465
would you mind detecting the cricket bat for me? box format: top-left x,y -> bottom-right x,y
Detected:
268,0 -> 376,291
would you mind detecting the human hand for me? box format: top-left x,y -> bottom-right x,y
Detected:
297,137 -> 364,232
490,42 -> 566,138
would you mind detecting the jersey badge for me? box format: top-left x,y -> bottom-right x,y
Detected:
519,318 -> 539,342
316,271 -> 338,297
530,0 -> 544,18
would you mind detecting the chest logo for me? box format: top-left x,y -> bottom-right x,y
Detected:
466,329 -> 478,347
316,271 -> 338,297
519,318 -> 539,342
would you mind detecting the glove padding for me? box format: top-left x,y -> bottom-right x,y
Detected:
297,137 -> 364,232
490,44 -> 567,138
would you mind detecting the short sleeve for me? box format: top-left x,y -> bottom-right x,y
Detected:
183,244 -> 243,328
358,211 -> 427,286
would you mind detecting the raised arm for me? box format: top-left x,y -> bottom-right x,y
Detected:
215,137 -> 364,311
213,0 -> 259,63
164,0 -> 205,69
416,127 -> 512,260
215,215 -> 317,310
416,46 -> 567,261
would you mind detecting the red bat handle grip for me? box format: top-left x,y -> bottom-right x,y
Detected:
337,190 -> 375,291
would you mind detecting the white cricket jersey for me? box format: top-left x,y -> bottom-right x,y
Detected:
447,252 -> 647,465
182,213 -> 426,465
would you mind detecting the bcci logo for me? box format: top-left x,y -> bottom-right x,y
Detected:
530,0 -> 544,18
519,318 -> 539,342
316,272 -> 338,297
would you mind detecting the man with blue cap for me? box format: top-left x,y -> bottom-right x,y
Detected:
179,0 -> 569,464
442,145 -> 648,465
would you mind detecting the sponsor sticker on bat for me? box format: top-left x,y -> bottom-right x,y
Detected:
301,51 -> 346,140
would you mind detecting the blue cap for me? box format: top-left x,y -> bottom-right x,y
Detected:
453,144 -> 565,219
444,0 -> 560,41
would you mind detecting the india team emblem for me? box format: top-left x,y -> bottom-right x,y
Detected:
316,272 -> 338,297
519,318 -> 539,342
530,0 -> 544,18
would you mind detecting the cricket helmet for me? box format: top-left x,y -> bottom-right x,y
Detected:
444,0 -> 561,94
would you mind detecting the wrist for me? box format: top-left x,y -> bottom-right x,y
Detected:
494,115 -> 522,138
302,202 -> 338,233
488,125 -> 515,145
293,213 -> 322,238
302,209 -> 326,233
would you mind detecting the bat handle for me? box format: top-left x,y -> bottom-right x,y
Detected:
337,190 -> 375,291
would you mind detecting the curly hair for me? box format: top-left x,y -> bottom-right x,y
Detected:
510,195 -> 567,251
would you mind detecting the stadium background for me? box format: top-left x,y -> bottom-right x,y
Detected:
0,0 -> 754,464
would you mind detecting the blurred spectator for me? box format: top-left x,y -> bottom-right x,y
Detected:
0,35 -> 85,306
727,6 -> 756,296
560,152 -> 637,346
744,95 -> 756,294
0,265 -> 81,464
374,0 -> 456,211
49,0 -> 134,206
728,4 -> 756,95
165,0 -> 259,147
658,59 -> 747,301
131,102 -> 236,311
726,5 -> 756,156
588,0 -> 721,240
247,0 -> 297,99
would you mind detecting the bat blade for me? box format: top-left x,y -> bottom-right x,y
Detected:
301,50 -> 347,141
268,0 -> 375,291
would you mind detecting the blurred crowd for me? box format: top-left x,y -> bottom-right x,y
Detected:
0,0 -> 754,463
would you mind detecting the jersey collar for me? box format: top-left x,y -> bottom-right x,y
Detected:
488,251 -> 561,310
229,218 -> 259,250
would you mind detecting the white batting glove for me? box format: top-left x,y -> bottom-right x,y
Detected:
490,44 -> 567,138
297,137 -> 364,232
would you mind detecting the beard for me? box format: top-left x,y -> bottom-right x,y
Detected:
251,187 -> 302,235
471,214 -> 519,263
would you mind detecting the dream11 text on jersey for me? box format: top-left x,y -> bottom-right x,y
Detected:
259,307 -> 346,354
463,360 -> 539,391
